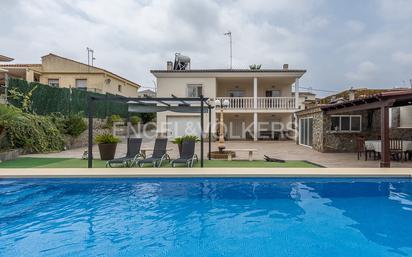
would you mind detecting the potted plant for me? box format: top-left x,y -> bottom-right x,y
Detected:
95,133 -> 121,160
172,135 -> 200,154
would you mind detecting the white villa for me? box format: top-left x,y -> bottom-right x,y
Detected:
151,58 -> 312,141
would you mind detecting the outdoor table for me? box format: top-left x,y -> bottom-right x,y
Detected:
225,148 -> 257,161
365,140 -> 412,153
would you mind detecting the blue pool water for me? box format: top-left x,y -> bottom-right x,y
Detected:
1,178 -> 412,257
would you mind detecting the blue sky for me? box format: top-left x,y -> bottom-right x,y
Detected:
1,0 -> 411,96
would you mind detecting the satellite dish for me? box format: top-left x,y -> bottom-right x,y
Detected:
173,53 -> 191,70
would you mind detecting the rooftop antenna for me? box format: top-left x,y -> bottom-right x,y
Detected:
86,47 -> 95,72
224,31 -> 232,69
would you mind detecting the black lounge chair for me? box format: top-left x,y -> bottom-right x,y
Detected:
136,138 -> 170,167
264,155 -> 286,163
106,138 -> 143,167
171,140 -> 198,168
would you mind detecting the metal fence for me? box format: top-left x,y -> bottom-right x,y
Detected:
7,78 -> 128,118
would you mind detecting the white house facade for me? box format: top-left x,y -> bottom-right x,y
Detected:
151,66 -> 308,141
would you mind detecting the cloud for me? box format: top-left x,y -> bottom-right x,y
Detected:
392,51 -> 412,64
0,0 -> 411,95
377,0 -> 412,21
346,61 -> 378,81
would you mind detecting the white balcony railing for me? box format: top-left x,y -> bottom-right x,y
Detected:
215,97 -> 296,110
256,97 -> 296,109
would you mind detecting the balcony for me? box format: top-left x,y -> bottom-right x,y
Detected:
215,97 -> 296,111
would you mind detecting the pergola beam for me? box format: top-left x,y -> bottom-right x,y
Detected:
87,95 -> 210,168
171,94 -> 190,106
324,99 -> 394,115
321,90 -> 412,168
380,105 -> 390,167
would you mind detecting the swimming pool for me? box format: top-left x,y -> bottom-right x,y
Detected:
1,178 -> 411,257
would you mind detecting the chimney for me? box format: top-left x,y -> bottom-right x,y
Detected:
348,87 -> 355,101
283,64 -> 289,70
167,61 -> 173,71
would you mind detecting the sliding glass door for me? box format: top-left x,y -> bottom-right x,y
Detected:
299,117 -> 313,147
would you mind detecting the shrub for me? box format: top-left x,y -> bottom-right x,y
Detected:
172,135 -> 200,145
0,104 -> 65,153
65,114 -> 87,137
95,133 -> 121,144
106,114 -> 123,127
130,115 -> 141,125
49,112 -> 87,137
49,113 -> 67,134
138,113 -> 156,124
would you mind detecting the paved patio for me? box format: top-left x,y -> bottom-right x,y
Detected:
24,139 -> 412,168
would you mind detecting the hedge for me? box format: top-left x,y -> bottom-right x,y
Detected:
7,78 -> 128,118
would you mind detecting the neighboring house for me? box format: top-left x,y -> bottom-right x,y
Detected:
151,61 -> 307,140
0,53 -> 140,97
137,89 -> 156,98
292,91 -> 316,109
0,55 -> 14,104
296,88 -> 412,152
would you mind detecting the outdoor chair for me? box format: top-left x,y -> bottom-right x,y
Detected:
390,139 -> 403,161
406,150 -> 412,161
171,140 -> 198,168
106,138 -> 143,167
356,137 -> 375,160
136,138 -> 170,167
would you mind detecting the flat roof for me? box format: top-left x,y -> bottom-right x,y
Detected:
0,168 -> 410,178
151,69 -> 306,73
151,69 -> 306,78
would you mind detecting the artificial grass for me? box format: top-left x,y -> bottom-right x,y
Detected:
0,157 -> 319,168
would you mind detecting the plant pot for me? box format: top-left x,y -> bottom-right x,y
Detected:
98,143 -> 117,160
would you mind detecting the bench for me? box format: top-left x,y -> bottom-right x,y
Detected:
225,148 -> 257,161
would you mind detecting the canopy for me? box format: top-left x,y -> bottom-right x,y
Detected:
86,95 -> 212,168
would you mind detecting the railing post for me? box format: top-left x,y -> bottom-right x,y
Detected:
253,77 -> 257,110
295,78 -> 300,109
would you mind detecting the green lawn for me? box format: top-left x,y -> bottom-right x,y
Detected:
0,157 -> 320,168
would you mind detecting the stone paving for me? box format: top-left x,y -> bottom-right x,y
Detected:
24,138 -> 412,168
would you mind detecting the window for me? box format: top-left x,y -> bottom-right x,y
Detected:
299,117 -> 313,147
118,85 -> 122,92
265,90 -> 281,97
228,90 -> 245,97
48,79 -> 59,87
330,115 -> 362,132
75,79 -> 87,90
187,84 -> 203,97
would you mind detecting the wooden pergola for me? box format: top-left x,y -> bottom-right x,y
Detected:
87,95 -> 213,168
321,90 -> 412,167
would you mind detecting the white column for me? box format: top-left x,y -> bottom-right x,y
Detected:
295,78 -> 300,109
253,112 -> 258,141
253,77 -> 257,109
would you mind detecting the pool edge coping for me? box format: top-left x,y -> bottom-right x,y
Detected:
0,168 -> 411,178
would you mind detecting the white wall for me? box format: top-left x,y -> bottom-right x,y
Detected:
400,106 -> 412,128
156,77 -> 217,135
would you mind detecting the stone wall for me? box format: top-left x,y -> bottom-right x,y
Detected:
298,108 -> 412,153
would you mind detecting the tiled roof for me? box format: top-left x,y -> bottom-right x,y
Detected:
42,53 -> 140,88
320,89 -> 412,111
0,64 -> 41,67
